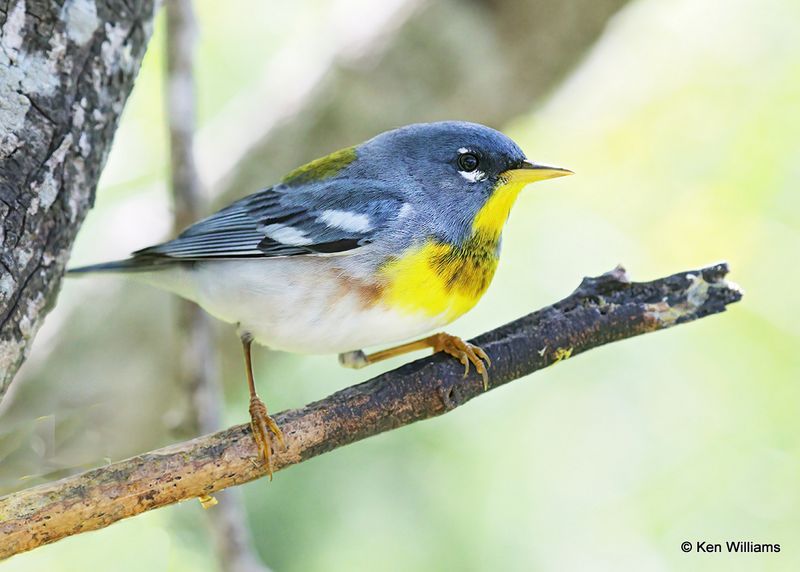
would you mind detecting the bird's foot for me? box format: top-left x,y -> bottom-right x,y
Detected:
345,333 -> 492,389
430,333 -> 491,390
249,395 -> 285,480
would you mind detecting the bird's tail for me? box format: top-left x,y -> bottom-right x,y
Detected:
67,256 -> 165,275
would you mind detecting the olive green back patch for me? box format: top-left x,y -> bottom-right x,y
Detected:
282,146 -> 357,186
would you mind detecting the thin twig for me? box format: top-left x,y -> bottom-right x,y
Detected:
165,2 -> 268,571
0,263 -> 742,559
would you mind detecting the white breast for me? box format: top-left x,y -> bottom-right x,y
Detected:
139,258 -> 450,354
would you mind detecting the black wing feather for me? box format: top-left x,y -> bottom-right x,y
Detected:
133,183 -> 401,261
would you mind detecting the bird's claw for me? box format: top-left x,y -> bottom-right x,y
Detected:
432,333 -> 491,391
249,396 -> 285,480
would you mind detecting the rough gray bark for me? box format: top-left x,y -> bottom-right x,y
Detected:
0,263 -> 742,558
0,0 -> 157,399
165,2 -> 269,571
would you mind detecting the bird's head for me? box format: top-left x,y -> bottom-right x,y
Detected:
358,121 -> 572,241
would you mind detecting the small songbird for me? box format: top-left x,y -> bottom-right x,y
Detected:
69,121 -> 571,476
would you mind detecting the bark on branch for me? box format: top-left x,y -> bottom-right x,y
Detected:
0,262 -> 742,559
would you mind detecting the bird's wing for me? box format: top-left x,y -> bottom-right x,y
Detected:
134,182 -> 404,260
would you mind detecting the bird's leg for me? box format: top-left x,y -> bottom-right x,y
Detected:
339,332 -> 491,390
242,336 -> 284,479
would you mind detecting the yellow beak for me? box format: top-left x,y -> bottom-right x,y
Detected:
501,159 -> 573,184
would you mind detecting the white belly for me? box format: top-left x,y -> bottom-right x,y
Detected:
142,258 -> 450,354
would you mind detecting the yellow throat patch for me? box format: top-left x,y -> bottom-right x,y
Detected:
380,179 -> 527,320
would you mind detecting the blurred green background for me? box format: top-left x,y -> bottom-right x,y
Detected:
2,0 -> 799,570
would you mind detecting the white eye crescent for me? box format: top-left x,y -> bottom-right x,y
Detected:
459,169 -> 486,182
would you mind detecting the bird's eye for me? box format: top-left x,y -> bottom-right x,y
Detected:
457,152 -> 480,172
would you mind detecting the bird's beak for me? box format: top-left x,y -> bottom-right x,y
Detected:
501,159 -> 573,184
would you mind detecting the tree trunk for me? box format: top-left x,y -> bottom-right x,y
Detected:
0,0 -> 156,399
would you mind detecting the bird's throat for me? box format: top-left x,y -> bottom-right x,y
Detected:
472,179 -> 527,238
377,181 -> 526,320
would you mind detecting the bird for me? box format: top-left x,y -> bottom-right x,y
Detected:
69,121 -> 572,477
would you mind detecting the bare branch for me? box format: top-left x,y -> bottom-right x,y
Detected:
166,0 -> 202,232
165,2 -> 269,570
212,0 -> 631,202
0,263 -> 742,559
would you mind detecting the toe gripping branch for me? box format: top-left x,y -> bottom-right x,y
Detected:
248,395 -> 284,479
